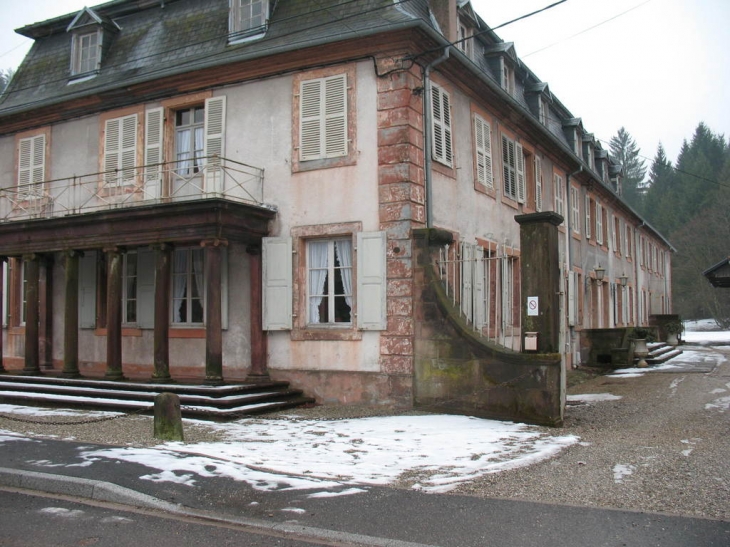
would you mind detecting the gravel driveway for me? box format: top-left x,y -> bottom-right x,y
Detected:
453,343 -> 730,521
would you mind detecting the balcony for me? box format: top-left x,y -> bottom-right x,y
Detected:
0,157 -> 275,256
0,156 -> 269,223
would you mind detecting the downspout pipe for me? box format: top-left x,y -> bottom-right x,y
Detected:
565,166 -> 582,366
423,47 -> 452,229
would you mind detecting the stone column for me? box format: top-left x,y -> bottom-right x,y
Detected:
62,251 -> 81,378
246,245 -> 269,381
104,247 -> 125,380
21,254 -> 40,375
515,211 -> 564,353
203,239 -> 226,385
39,254 -> 54,369
152,244 -> 172,382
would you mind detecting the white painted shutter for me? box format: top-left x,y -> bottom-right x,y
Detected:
144,107 -> 164,199
474,246 -> 486,329
79,251 -> 97,329
357,231 -> 386,330
431,83 -> 452,166
585,196 -> 591,238
596,203 -> 603,244
460,242 -> 473,320
568,271 -> 576,326
502,135 -> 515,199
474,116 -> 493,187
104,114 -> 137,185
262,237 -> 292,330
299,74 -> 347,161
18,135 -> 45,197
324,74 -> 347,157
534,156 -> 543,211
516,142 -> 525,203
204,96 -> 226,193
136,249 -> 155,329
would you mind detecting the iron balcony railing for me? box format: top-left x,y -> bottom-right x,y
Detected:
0,156 -> 268,222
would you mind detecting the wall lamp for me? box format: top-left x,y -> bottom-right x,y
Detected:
593,264 -> 605,285
619,273 -> 628,287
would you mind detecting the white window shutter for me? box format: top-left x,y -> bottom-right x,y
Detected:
473,246 -> 486,328
534,156 -> 542,211
300,78 -> 323,160
18,135 -> 45,195
104,115 -> 137,185
204,96 -> 226,193
431,84 -> 452,166
136,248 -> 155,329
144,107 -> 164,199
120,115 -> 137,184
585,196 -> 591,238
516,142 -> 525,203
79,251 -> 97,329
324,74 -> 347,158
262,236 -> 292,330
568,271 -> 576,326
474,116 -> 493,187
356,231 -> 386,330
104,118 -> 120,183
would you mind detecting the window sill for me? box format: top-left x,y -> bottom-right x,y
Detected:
501,195 -> 519,210
291,326 -> 363,341
474,183 -> 497,199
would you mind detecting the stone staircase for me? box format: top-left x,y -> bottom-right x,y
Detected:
634,342 -> 683,366
0,374 -> 315,420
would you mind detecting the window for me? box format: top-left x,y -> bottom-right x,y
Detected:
300,74 -> 348,162
501,135 -> 524,202
570,187 -> 580,233
263,230 -> 387,333
431,83 -> 453,166
123,252 -> 138,324
230,0 -> 268,39
474,115 -> 493,188
103,114 -> 137,186
585,196 -> 592,239
612,215 -> 620,252
458,24 -> 471,58
172,248 -> 205,325
595,202 -> 603,245
553,174 -> 564,215
17,134 -> 46,198
175,106 -> 205,176
72,31 -> 100,75
501,60 -> 513,95
534,156 -> 543,211
307,239 -> 353,325
539,98 -> 549,126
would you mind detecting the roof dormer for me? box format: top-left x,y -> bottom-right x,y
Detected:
561,118 -> 583,156
484,42 -> 518,96
67,7 -> 119,80
229,0 -> 271,43
525,82 -> 552,126
582,133 -> 595,169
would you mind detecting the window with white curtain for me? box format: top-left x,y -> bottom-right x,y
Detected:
175,106 -> 205,176
307,238 -> 353,325
172,248 -> 205,325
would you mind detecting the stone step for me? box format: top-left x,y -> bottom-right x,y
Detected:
0,374 -> 315,419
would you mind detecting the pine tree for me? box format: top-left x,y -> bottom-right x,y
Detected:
609,127 -> 646,213
0,68 -> 15,93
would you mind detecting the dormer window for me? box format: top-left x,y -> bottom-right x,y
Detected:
73,31 -> 100,75
501,60 -> 513,95
66,7 -> 118,80
230,0 -> 269,42
458,23 -> 471,58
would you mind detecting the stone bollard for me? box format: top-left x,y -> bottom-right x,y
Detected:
153,392 -> 184,442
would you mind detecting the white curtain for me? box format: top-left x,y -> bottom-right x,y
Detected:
194,127 -> 204,171
173,250 -> 188,323
176,129 -> 191,174
193,249 -> 204,321
335,239 -> 352,309
308,241 -> 329,324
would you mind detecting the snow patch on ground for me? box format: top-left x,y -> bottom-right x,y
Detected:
306,488 -> 368,498
613,464 -> 635,483
705,396 -> 730,413
567,393 -> 622,403
39,507 -> 85,518
59,415 -> 579,494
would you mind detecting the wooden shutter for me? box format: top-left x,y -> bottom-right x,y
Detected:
474,116 -> 493,187
596,203 -> 603,244
79,251 -> 97,329
262,237 -> 292,330
568,271 -> 576,326
357,231 -> 386,330
144,107 -> 164,199
431,83 -> 452,166
502,135 -> 515,199
204,96 -> 226,193
299,74 -> 347,161
516,142 -> 525,203
136,249 -> 155,329
18,134 -> 45,196
534,156 -> 543,211
585,196 -> 591,238
104,114 -> 137,185
473,246 -> 486,329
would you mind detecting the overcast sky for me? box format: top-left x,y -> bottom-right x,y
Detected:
0,0 -> 727,168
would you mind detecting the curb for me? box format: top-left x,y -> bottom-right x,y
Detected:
0,467 -> 436,547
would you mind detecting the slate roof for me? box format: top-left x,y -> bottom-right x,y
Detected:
1,0 -> 433,114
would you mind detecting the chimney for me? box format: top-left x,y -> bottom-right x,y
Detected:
430,0 -> 458,43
